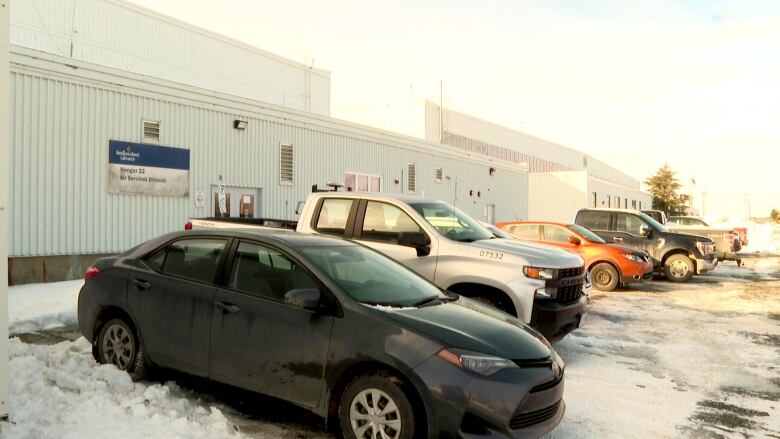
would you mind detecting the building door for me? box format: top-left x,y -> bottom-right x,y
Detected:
211,185 -> 260,218
213,193 -> 231,217
239,194 -> 255,218
485,204 -> 496,224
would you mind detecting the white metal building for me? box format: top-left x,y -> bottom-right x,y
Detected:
357,100 -> 652,223
7,0 -> 528,283
430,102 -> 652,222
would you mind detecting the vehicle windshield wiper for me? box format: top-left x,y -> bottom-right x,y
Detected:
413,295 -> 457,307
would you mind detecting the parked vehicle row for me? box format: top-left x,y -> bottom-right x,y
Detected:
496,220 -> 653,291
78,188 -> 733,438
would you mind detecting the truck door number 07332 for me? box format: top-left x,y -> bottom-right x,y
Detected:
479,250 -> 504,260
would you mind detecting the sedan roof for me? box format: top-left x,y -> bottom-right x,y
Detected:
176,229 -> 354,248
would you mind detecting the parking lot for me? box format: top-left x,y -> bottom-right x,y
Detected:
2,255 -> 779,438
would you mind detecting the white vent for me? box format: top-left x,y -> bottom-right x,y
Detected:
142,119 -> 160,143
407,162 -> 416,193
280,143 -> 294,184
435,167 -> 443,183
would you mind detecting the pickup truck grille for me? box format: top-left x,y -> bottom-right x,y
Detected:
558,266 -> 583,278
509,399 -> 562,430
555,266 -> 584,305
556,284 -> 582,304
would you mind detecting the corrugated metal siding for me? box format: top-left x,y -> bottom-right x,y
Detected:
588,177 -> 652,210
528,172 -> 588,222
10,0 -> 330,115
9,51 -> 527,257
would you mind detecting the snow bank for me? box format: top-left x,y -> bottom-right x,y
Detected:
8,279 -> 84,335
0,338 -> 245,439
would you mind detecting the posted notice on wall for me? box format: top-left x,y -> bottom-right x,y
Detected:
108,140 -> 190,197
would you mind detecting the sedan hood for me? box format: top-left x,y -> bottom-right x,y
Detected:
379,298 -> 553,361
470,238 -> 584,268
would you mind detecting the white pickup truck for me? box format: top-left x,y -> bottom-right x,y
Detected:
189,192 -> 590,341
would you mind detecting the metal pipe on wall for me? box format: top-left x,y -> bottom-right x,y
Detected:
0,0 -> 11,421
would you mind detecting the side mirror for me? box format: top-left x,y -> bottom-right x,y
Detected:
285,288 -> 321,310
398,232 -> 432,257
640,225 -> 652,238
567,236 -> 582,246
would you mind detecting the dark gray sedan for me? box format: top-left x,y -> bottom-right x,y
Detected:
78,229 -> 565,438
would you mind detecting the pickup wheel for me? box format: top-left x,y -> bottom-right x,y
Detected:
664,254 -> 694,282
591,263 -> 619,292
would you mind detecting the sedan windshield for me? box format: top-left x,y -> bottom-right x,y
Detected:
410,202 -> 494,242
567,224 -> 606,244
299,245 -> 448,307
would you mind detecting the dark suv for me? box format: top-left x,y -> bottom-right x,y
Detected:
78,229 -> 565,438
575,209 -> 717,282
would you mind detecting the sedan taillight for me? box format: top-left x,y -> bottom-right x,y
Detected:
85,265 -> 100,282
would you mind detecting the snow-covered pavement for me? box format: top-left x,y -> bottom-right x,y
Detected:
8,279 -> 83,336
3,255 -> 780,438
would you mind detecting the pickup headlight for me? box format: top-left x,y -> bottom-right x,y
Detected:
621,253 -> 645,263
437,348 -> 517,376
696,241 -> 714,255
523,266 -> 556,280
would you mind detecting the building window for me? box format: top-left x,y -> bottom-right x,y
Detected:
344,172 -> 382,193
142,119 -> 160,143
279,143 -> 294,184
624,199 -> 628,209
616,196 -> 621,209
407,162 -> 416,193
607,195 -> 611,207
435,167 -> 443,183
632,200 -> 637,209
583,155 -> 588,167
639,201 -> 643,210
592,192 -> 598,208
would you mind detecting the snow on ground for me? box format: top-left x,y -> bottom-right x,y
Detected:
0,337 -> 245,439
549,255 -> 780,438
8,279 -> 84,336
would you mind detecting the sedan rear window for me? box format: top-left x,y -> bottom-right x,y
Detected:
152,238 -> 227,283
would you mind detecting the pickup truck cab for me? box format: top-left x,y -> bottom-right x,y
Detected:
294,192 -> 589,341
575,208 -> 717,282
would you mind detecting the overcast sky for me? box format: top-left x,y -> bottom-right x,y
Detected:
128,0 -> 780,218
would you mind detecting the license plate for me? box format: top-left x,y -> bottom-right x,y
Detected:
559,277 -> 581,287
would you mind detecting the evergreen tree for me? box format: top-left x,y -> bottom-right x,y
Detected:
644,164 -> 688,216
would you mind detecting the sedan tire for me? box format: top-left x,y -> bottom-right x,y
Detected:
664,254 -> 695,283
96,318 -> 150,381
339,373 -> 416,439
591,263 -> 619,292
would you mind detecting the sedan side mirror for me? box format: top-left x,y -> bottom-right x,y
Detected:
285,288 -> 321,310
398,232 -> 432,257
567,236 -> 582,246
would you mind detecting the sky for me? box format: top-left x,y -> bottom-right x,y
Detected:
127,0 -> 780,218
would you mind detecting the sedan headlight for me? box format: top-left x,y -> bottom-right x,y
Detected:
437,348 -> 518,376
523,266 -> 556,280
621,253 -> 645,263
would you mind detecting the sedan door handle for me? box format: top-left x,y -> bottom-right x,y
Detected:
215,301 -> 241,314
132,279 -> 152,291
613,237 -> 624,243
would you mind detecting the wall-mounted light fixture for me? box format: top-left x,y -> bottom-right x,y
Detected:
233,119 -> 248,130
489,167 -> 496,176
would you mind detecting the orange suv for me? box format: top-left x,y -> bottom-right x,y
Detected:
496,221 -> 654,291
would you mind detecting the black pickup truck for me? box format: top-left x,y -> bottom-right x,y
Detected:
575,208 -> 718,282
